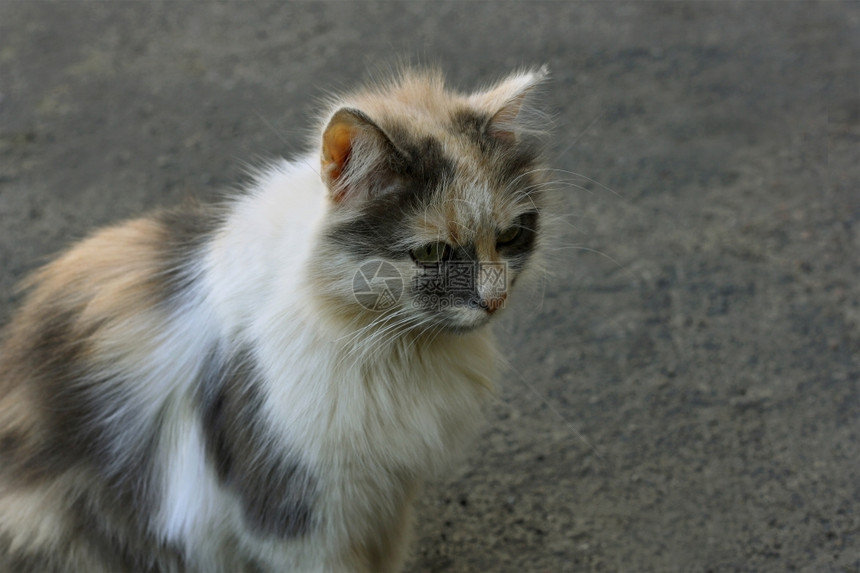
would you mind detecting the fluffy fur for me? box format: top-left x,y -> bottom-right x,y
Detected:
0,67 -> 550,572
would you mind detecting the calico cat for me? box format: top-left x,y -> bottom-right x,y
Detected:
0,67 -> 550,573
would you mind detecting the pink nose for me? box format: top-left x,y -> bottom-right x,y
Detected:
485,293 -> 507,313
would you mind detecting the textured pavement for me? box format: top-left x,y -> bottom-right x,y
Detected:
1,2 -> 859,572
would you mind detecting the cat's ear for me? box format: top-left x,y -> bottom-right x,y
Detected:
472,66 -> 549,143
321,108 -> 401,204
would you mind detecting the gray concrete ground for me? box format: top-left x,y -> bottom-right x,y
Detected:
1,2 -> 858,572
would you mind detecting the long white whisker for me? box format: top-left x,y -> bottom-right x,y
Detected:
555,109 -> 605,160
546,245 -> 640,282
501,355 -> 610,466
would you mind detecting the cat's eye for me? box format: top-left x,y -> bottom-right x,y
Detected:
411,242 -> 452,264
496,217 -> 525,246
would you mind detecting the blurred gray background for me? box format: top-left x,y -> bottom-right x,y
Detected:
1,2 -> 858,572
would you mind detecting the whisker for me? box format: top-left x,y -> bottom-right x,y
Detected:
501,356 -> 610,466
544,245 -> 639,281
555,109 -> 605,160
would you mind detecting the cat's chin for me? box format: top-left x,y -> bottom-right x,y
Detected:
442,323 -> 489,336
433,308 -> 494,335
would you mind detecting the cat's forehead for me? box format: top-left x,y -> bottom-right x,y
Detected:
384,126 -> 539,244
363,104 -> 538,198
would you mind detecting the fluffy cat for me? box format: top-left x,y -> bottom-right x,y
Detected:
0,67 -> 550,573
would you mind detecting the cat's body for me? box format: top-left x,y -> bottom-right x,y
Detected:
0,68 -> 549,572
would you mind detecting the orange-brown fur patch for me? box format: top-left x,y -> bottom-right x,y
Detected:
20,218 -> 167,323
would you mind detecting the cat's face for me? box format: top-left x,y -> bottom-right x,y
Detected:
311,68 -> 548,335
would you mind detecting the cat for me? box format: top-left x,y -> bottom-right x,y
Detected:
0,66 -> 550,573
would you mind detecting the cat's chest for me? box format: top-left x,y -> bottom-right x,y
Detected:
259,332 -> 495,472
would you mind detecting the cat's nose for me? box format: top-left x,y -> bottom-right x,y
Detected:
484,293 -> 507,314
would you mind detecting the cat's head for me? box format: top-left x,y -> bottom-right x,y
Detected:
310,67 -> 551,335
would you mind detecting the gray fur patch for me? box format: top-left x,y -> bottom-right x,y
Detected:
199,346 -> 317,539
66,493 -> 186,573
451,105 -> 545,188
152,202 -> 223,304
324,130 -> 455,262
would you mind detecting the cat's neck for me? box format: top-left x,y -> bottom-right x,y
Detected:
203,158 -> 327,339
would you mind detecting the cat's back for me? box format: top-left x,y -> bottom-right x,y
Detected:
0,207 -> 216,572
0,156 -> 332,573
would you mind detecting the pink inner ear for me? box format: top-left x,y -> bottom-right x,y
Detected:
322,123 -> 356,196
320,107 -> 404,205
